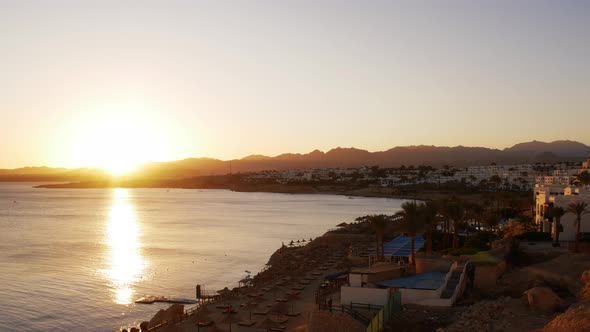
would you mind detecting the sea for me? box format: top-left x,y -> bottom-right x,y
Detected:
0,182 -> 405,331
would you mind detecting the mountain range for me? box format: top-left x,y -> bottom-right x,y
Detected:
1,140 -> 589,181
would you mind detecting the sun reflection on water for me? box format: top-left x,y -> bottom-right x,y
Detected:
104,188 -> 146,305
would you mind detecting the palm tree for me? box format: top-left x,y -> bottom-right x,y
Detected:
548,206 -> 565,246
573,171 -> 590,187
356,214 -> 389,261
484,212 -> 500,232
420,201 -> 438,254
394,201 -> 423,265
566,202 -> 589,252
443,198 -> 465,248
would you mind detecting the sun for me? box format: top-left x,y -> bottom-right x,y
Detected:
72,110 -> 168,175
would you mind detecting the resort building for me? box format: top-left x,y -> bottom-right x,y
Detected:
534,185 -> 590,240
341,236 -> 470,307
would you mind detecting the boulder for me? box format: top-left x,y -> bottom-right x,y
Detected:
524,287 -> 565,313
129,328 -> 139,332
544,300 -> 590,332
580,270 -> 590,300
139,321 -> 149,331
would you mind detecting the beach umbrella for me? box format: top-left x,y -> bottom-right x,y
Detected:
256,317 -> 280,332
195,314 -> 212,332
243,301 -> 259,321
336,222 -> 348,228
219,311 -> 241,332
270,301 -> 289,320
285,293 -> 299,314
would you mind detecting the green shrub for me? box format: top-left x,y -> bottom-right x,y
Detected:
504,238 -> 529,267
443,247 -> 479,256
464,231 -> 496,250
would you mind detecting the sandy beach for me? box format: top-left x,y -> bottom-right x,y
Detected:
125,231 -> 375,332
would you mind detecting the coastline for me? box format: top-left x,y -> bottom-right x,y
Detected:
124,223 -> 374,332
31,180 -> 460,201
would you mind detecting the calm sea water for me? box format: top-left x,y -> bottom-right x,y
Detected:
0,183 -> 404,331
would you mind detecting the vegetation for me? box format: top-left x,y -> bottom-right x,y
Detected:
566,201 -> 589,252
356,214 -> 389,261
394,201 -> 424,265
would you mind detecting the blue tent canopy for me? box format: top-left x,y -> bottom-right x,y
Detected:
379,235 -> 425,257
324,270 -> 349,280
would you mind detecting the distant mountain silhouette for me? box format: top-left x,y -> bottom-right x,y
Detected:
503,140 -> 590,157
1,140 -> 589,181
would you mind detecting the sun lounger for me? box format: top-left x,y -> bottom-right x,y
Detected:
286,312 -> 301,317
238,320 -> 257,326
291,286 -> 304,291
196,320 -> 213,327
270,327 -> 286,332
253,309 -> 270,315
275,317 -> 289,324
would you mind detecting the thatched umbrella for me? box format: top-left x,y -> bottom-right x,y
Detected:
270,302 -> 289,321
256,317 -> 280,332
285,292 -> 299,315
195,314 -> 212,332
242,301 -> 259,321
219,311 -> 241,332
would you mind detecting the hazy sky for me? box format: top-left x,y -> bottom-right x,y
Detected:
1,0 -> 589,168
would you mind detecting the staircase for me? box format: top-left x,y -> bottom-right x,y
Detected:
440,263 -> 465,299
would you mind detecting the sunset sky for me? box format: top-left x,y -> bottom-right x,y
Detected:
1,1 -> 589,169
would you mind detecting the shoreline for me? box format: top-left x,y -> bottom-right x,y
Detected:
31,181 -> 458,201
125,223 -> 374,332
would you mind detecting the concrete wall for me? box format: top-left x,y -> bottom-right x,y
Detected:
474,262 -> 505,289
399,288 -> 439,305
340,286 -> 389,306
558,215 -> 590,241
367,268 -> 404,284
349,274 -> 362,287
415,257 -> 453,274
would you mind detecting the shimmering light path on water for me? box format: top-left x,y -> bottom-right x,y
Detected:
0,183 -> 405,331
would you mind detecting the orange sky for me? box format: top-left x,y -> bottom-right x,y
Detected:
1,1 -> 589,169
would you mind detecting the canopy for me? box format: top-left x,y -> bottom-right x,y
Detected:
381,235 -> 425,257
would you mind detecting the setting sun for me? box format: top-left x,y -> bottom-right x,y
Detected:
71,108 -> 170,175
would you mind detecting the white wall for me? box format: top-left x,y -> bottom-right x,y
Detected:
340,286 -> 389,306
399,288 -> 439,305
349,274 -> 362,287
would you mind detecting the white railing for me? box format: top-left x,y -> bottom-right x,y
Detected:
448,263 -> 469,305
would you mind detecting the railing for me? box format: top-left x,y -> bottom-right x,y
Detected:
365,290 -> 401,332
146,320 -> 168,331
318,303 -> 372,326
350,302 -> 383,313
436,261 -> 458,299
448,262 -> 469,305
